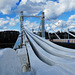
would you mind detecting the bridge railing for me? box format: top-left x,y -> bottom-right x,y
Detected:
24,29 -> 75,53
23,29 -> 75,74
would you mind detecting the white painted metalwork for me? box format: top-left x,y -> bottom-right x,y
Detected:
20,11 -> 45,40
67,31 -> 75,37
48,24 -> 60,39
23,29 -> 75,75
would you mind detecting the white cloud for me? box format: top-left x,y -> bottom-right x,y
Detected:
49,20 -> 67,29
44,0 -> 75,19
20,0 -> 27,5
0,16 -> 19,30
45,24 -> 49,28
69,15 -> 75,20
15,0 -> 75,20
67,14 -> 75,31
68,15 -> 75,23
0,0 -> 19,14
16,0 -> 45,15
68,25 -> 75,29
44,1 -> 58,19
15,18 -> 19,23
24,20 -> 30,26
45,19 -> 70,32
0,0 -> 75,32
24,20 -> 39,32
0,0 -> 75,20
9,22 -> 16,26
45,14 -> 75,32
1,6 -> 11,14
0,0 -> 75,21
9,18 -> 19,26
3,26 -> 7,29
46,26 -> 50,31
30,0 -> 46,3
6,17 -> 10,20
0,18 -> 9,26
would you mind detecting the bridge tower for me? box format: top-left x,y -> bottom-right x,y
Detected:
20,11 -> 45,47
20,11 -> 24,48
41,12 -> 45,38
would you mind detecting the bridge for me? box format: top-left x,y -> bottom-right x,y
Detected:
0,11 -> 75,75
18,11 -> 75,75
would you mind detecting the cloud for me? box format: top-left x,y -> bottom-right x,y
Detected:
15,0 -> 75,20
16,0 -> 45,15
45,14 -> 75,32
3,26 -> 7,29
44,0 -> 75,19
46,26 -> 50,31
68,15 -> 75,20
9,18 -> 19,26
0,26 -> 7,30
0,0 -> 75,20
23,14 -> 75,32
67,14 -> 75,23
0,18 -> 9,26
24,20 -> 39,32
0,0 -> 75,32
0,16 -> 19,30
47,20 -> 67,29
0,0 -> 19,14
67,14 -> 75,30
30,0 -> 46,3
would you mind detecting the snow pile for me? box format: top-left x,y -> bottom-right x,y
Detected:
0,48 -> 22,75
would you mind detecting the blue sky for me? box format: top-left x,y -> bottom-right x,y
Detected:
58,10 -> 75,21
0,0 -> 75,32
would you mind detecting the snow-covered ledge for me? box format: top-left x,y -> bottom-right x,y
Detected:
0,48 -> 22,75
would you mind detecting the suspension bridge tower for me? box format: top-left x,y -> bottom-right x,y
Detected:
20,11 -> 45,47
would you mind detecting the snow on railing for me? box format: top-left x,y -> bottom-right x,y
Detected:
25,30 -> 75,59
24,29 -> 75,75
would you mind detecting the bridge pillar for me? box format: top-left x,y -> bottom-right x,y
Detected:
20,11 -> 24,48
41,12 -> 45,38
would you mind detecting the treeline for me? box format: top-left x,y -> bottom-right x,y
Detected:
0,31 -> 19,48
